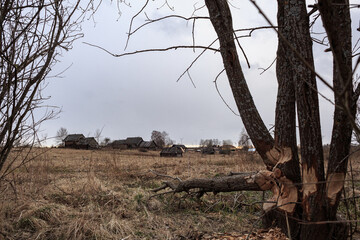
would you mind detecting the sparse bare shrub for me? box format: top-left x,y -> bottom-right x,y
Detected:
56,127 -> 68,146
0,0 -> 86,181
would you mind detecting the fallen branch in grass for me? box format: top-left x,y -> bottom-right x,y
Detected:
150,170 -> 275,197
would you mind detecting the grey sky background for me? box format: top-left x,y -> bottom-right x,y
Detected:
39,0 -> 358,146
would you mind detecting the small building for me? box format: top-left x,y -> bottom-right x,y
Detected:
64,134 -> 85,148
220,145 -> 236,154
109,137 -> 143,149
78,137 -> 99,149
125,137 -> 143,148
160,146 -> 183,157
139,141 -> 158,150
63,134 -> 99,149
172,144 -> 187,152
202,147 -> 215,155
110,140 -> 128,149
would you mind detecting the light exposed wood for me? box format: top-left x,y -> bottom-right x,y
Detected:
263,170 -> 297,213
326,172 -> 345,205
277,147 -> 292,164
302,164 -> 318,199
266,148 -> 281,166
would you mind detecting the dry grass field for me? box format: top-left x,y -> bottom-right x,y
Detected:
0,148 -> 359,240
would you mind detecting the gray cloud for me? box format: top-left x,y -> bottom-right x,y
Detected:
38,1 -> 358,146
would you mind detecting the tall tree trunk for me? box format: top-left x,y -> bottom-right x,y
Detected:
270,0 -> 328,239
200,1 -> 353,239
318,0 -> 354,237
262,1 -> 304,237
204,0 -> 275,170
276,1 -> 331,239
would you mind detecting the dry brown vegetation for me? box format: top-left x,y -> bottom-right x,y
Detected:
0,148 -> 359,240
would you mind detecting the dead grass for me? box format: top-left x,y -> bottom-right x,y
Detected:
0,147 -> 359,239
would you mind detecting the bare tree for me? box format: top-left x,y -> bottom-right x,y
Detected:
238,128 -> 251,148
56,127 -> 68,146
101,137 -> 111,146
151,130 -> 173,148
0,0 -> 86,179
151,130 -> 165,148
164,131 -> 174,146
94,128 -> 103,143
89,1 -> 359,239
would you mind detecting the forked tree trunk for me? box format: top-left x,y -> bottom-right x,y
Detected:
318,0 -> 355,237
275,1 -> 331,239
153,1 -> 355,240
202,1 -> 353,240
203,0 -> 275,170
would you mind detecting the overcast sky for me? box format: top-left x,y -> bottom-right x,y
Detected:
39,0 -> 359,146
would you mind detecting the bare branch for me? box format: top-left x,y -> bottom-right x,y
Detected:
214,68 -> 240,116
258,57 -> 276,75
249,0 -> 334,93
176,38 -> 219,82
129,15 -> 209,38
125,0 -> 149,50
83,41 -> 219,57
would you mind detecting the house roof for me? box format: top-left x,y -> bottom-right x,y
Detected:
139,141 -> 157,148
78,137 -> 99,147
125,137 -> 143,145
112,140 -> 127,145
85,137 -> 98,144
161,146 -> 183,154
64,134 -> 85,142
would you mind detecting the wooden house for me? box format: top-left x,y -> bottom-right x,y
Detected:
64,134 -> 85,148
78,137 -> 99,149
109,137 -> 143,149
63,134 -> 99,149
139,141 -> 158,150
125,137 -> 143,148
201,147 -> 215,155
172,144 -> 187,152
110,140 -> 128,149
160,146 -> 183,157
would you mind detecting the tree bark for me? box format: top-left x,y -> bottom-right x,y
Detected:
318,0 -> 354,237
272,1 -> 328,239
261,1 -> 304,237
204,0 -> 275,170
196,1 -> 353,239
152,171 -> 275,195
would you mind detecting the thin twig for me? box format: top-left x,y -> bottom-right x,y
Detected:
234,32 -> 250,68
214,68 -> 240,116
176,38 -> 219,82
83,42 -> 219,57
249,0 -> 334,92
125,0 -> 150,50
258,57 -> 276,75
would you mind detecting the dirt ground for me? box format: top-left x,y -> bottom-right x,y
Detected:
0,147 -> 359,239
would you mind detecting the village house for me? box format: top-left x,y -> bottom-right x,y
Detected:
172,144 -> 187,152
63,134 -> 99,149
160,146 -> 184,157
109,137 -> 144,149
110,140 -> 128,149
139,141 -> 159,150
63,134 -> 85,148
78,137 -> 99,149
125,137 -> 143,148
